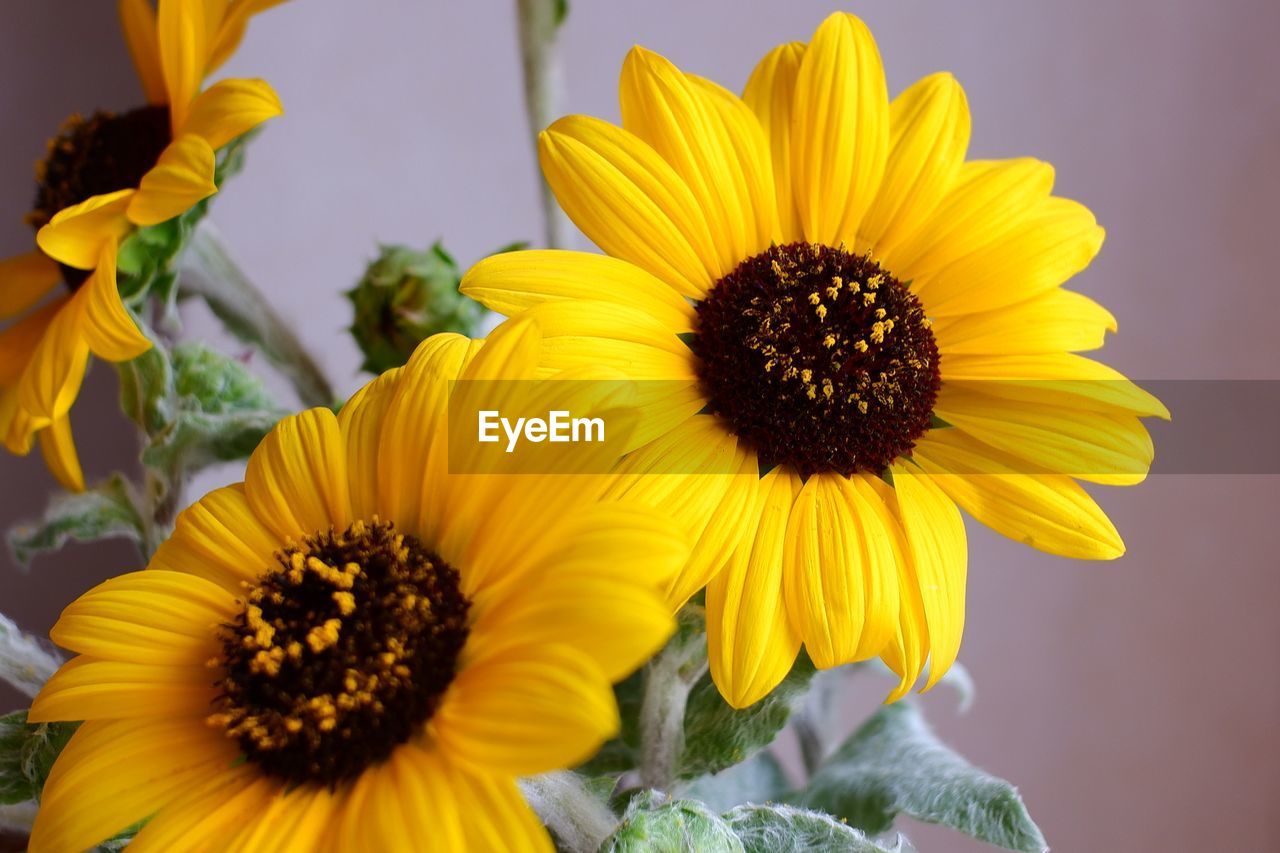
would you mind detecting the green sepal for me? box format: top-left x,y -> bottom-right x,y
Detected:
679,651 -> 817,779
799,702 -> 1047,853
139,343 -> 283,474
0,711 -> 77,805
6,475 -> 144,567
723,804 -> 913,853
602,790 -> 743,853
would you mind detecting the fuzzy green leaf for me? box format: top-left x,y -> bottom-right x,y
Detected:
0,614 -> 60,699
679,652 -> 817,779
140,344 -> 283,473
0,711 -> 77,805
603,790 -> 743,853
7,475 -> 144,566
800,703 -> 1046,853
724,804 -> 913,853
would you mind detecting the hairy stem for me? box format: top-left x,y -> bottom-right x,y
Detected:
519,771 -> 617,852
638,622 -> 708,791
514,0 -> 573,249
179,223 -> 336,408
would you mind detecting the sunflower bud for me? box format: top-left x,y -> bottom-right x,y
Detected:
346,242 -> 486,374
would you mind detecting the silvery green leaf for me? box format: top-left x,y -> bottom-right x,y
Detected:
679,652 -> 817,779
602,790 -> 743,853
0,614 -> 60,698
140,344 -> 283,473
117,346 -> 175,436
0,711 -> 76,805
800,703 -> 1047,853
684,750 -> 791,812
7,475 -> 144,567
724,804 -> 913,853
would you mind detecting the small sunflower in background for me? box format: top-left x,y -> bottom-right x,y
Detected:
27,318 -> 687,852
462,11 -> 1169,708
0,0 -> 285,491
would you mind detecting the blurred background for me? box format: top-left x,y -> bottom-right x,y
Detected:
2,1 -> 1277,850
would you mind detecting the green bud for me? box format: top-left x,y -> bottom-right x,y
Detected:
347,241 -> 487,374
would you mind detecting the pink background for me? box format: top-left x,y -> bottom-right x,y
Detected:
2,2 -> 1277,850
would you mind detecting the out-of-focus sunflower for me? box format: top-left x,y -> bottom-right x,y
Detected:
0,0 -> 284,490
28,317 -> 686,852
461,11 -> 1169,708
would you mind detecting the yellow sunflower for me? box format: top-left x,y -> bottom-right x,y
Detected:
461,11 -> 1169,708
27,317 -> 687,852
0,0 -> 284,490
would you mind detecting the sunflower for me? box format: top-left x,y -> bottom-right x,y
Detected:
0,0 -> 284,490
27,317 -> 687,852
460,11 -> 1169,708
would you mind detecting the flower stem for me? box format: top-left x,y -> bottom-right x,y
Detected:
514,0 -> 573,249
638,617 -> 708,791
179,222 -> 336,408
519,771 -> 617,853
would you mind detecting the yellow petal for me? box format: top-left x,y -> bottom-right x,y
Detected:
337,366 -> 402,521
0,250 -> 60,319
445,764 -> 553,853
888,462 -> 967,690
206,0 -> 288,75
182,77 -> 283,150
916,196 -> 1105,316
158,0 -> 210,130
604,416 -> 760,607
128,767 -> 276,853
374,333 -> 471,542
461,248 -> 696,333
940,352 -> 1170,419
29,656 -> 219,722
224,785 -> 335,853
468,504 -> 681,681
127,134 -> 218,226
539,115 -> 722,298
32,718 -> 238,853
790,12 -> 889,247
436,642 -> 618,776
858,73 -> 970,256
912,428 -> 1125,559
620,46 -> 775,268
932,287 -> 1117,355
118,0 -> 166,104
49,570 -> 234,664
244,407 -> 351,541
707,467 -> 803,709
17,294 -> 90,424
882,157 -> 1054,283
35,189 -> 134,269
79,241 -> 152,361
331,746 -> 464,853
743,41 -> 806,242
150,482 -> 279,591
517,299 -> 698,381
935,383 -> 1154,485
782,473 -> 899,670
38,415 -> 85,493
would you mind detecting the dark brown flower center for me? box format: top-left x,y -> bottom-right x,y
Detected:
209,519 -> 470,787
30,106 -> 171,289
693,242 -> 941,478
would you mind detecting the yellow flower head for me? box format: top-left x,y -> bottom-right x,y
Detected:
461,12 -> 1171,708
0,0 -> 285,490
28,318 -> 687,852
